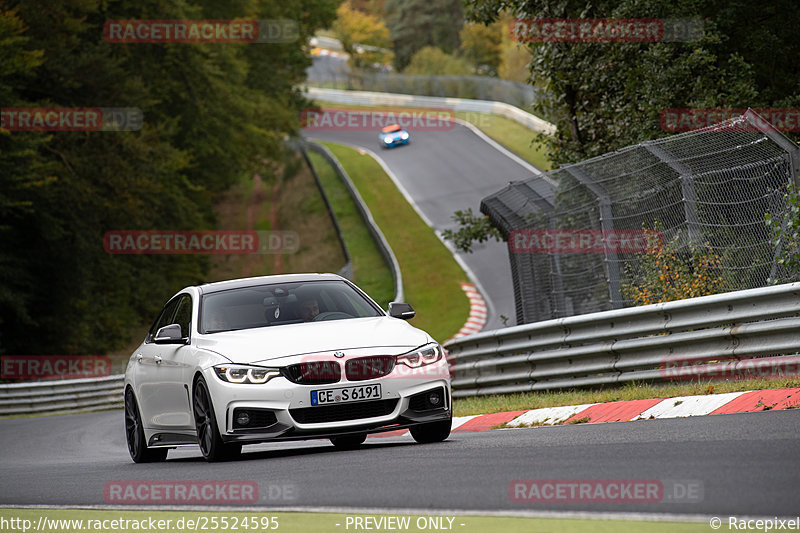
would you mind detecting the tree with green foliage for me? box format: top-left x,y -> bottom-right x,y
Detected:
459,21 -> 502,76
348,0 -> 388,20
0,0 -> 337,356
464,0 -> 800,166
765,184 -> 800,284
495,11 -> 532,83
440,209 -> 501,252
386,0 -> 463,71
445,0 -> 800,257
621,229 -> 725,305
403,46 -> 472,76
333,2 -> 393,70
497,41 -> 531,83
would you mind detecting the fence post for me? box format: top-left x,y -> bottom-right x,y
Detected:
742,109 -> 800,280
744,109 -> 800,187
563,165 -> 623,309
642,142 -> 701,243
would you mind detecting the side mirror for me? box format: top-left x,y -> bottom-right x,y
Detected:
154,324 -> 187,344
388,302 -> 415,320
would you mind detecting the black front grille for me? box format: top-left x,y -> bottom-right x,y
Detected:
290,399 -> 398,424
283,361 -> 341,385
345,355 -> 396,381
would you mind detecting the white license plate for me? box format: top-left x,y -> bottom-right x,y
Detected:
311,384 -> 382,406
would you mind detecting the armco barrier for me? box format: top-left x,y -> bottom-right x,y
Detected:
302,140 -> 404,303
444,282 -> 800,397
5,283 -> 800,415
0,141 -> 406,418
0,374 -> 124,416
303,88 -> 556,135
295,141 -> 353,280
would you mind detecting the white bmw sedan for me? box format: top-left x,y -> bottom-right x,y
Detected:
124,273 -> 452,462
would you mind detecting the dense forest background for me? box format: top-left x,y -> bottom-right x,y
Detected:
463,0 -> 800,164
4,0 -> 800,356
0,0 -> 337,355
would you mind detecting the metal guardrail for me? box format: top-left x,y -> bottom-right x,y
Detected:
294,141 -> 353,281
444,282 -> 800,397
303,88 -> 556,135
302,140 -> 404,303
0,144 -> 404,419
307,72 -> 539,111
0,140 -> 407,419
0,375 -> 124,416
5,282 -> 799,415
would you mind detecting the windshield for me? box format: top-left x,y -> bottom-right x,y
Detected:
199,280 -> 383,333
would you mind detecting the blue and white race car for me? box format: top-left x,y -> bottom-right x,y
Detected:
379,124 -> 409,148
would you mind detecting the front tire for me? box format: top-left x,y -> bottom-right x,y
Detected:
410,416 -> 452,444
330,433 -> 367,449
193,377 -> 242,462
125,388 -> 168,463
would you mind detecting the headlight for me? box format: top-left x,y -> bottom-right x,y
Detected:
213,364 -> 281,384
400,132 -> 409,140
396,342 -> 443,368
384,136 -> 393,143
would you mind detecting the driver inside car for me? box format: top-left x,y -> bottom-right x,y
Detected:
298,297 -> 320,322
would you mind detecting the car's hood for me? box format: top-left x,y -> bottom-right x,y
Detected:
194,316 -> 431,364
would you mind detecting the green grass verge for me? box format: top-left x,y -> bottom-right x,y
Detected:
453,377 -> 800,417
319,142 -> 470,343
0,509 -> 709,533
454,111 -> 552,171
306,151 -> 394,308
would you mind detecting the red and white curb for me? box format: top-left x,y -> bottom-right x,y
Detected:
445,283 -> 487,343
367,388 -> 800,438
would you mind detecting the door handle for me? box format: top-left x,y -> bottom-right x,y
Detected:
154,355 -> 162,364
135,353 -> 143,362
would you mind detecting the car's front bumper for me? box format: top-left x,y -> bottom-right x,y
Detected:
382,137 -> 409,147
204,357 -> 451,444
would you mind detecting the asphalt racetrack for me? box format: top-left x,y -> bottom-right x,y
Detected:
1,408 -> 798,517
304,116 -> 553,330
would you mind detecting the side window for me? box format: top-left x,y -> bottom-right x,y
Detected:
172,295 -> 193,339
147,298 -> 179,343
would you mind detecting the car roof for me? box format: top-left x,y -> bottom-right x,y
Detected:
381,124 -> 402,133
196,273 -> 346,295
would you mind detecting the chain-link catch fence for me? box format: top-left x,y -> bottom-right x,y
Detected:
482,109 -> 800,324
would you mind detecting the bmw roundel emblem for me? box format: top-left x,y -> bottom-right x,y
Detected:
334,351 -> 345,358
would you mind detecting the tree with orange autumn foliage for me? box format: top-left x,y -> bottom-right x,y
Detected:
622,228 -> 724,305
